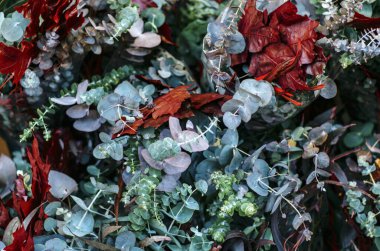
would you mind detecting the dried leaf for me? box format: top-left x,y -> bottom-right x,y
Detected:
140,236 -> 171,248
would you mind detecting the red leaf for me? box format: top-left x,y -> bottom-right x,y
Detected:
259,41 -> 302,82
159,23 -> 177,46
136,75 -> 170,89
238,0 -> 264,37
144,109 -> 194,128
305,46 -> 328,76
148,86 -> 191,119
190,93 -> 226,109
278,68 -> 309,91
0,201 -> 10,228
248,26 -> 280,53
132,0 -> 157,11
28,137 -> 51,203
12,137 -> 51,234
234,0 -> 327,92
269,2 -> 308,26
231,49 -> 248,66
278,19 -> 319,64
16,0 -> 43,38
249,43 -> 295,77
349,12 -> 380,29
0,42 -> 34,84
4,226 -> 34,251
16,0 -> 84,37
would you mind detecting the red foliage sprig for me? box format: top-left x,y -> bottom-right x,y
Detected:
6,137 -> 52,251
0,0 -> 84,84
232,0 -> 328,92
116,78 -> 230,137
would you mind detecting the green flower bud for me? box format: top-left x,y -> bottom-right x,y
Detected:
240,202 -> 257,217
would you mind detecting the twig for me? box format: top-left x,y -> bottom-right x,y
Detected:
323,180 -> 375,200
331,148 -> 361,163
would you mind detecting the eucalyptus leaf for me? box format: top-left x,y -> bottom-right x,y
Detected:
195,180 -> 208,194
223,112 -> 241,130
48,171 -> 78,199
63,210 -> 94,237
166,203 -> 194,224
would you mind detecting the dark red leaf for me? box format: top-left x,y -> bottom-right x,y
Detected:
258,41 -> 302,82
12,137 -> 51,237
248,26 -> 280,53
16,0 -> 84,37
249,43 -> 295,77
16,0 -> 43,38
0,42 -> 34,84
132,0 -> 157,11
144,109 -> 194,128
147,85 -> 191,119
0,201 -> 10,228
278,68 -> 309,91
234,0 -> 328,92
269,2 -> 308,27
349,12 -> 380,29
238,0 -> 264,37
278,19 -> 319,64
190,93 -> 226,109
305,46 -> 328,76
136,75 -> 170,89
4,226 -> 34,251
231,49 -> 248,66
159,23 -> 177,46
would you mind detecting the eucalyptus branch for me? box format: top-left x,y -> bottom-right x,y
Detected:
20,65 -> 141,142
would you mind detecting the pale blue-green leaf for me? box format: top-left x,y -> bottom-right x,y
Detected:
43,217 -> 57,232
115,231 -> 136,249
320,79 -> 337,99
166,203 -> 194,224
221,129 -> 239,147
63,210 -> 94,237
225,149 -> 243,173
227,31 -> 245,54
70,195 -> 88,210
97,93 -> 123,121
185,197 -> 200,210
108,142 -> 124,161
157,174 -> 179,192
48,170 -> 78,199
51,96 -> 77,106
87,165 -> 100,176
73,112 -> 102,132
247,172 -> 269,196
195,180 -> 208,194
45,238 -> 68,251
1,14 -> 27,42
148,137 -> 181,161
44,202 -> 61,216
66,104 -> 89,119
238,104 -> 252,122
219,145 -> 234,166
223,112 -> 241,129
221,99 -> 243,113
239,79 -> 273,106
114,81 -> 141,106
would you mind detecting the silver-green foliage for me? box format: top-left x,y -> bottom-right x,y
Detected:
0,11 -> 29,42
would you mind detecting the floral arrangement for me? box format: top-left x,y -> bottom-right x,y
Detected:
0,0 -> 379,250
